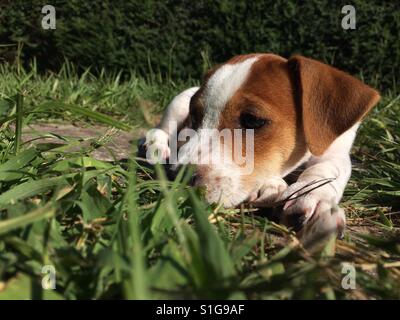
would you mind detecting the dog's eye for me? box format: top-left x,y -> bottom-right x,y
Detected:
240,113 -> 269,129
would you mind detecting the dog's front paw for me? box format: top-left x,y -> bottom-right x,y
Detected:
278,181 -> 346,244
248,177 -> 288,207
139,128 -> 170,163
298,202 -> 346,248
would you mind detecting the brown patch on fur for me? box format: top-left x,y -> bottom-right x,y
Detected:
187,53 -> 380,201
217,54 -> 308,189
188,87 -> 205,130
288,55 -> 380,156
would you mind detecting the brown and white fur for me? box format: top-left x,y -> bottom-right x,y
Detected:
142,54 -> 380,244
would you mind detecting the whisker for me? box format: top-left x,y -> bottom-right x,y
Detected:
263,177 -> 337,208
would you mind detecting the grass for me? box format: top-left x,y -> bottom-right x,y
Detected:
0,61 -> 399,300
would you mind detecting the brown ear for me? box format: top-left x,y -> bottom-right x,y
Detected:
288,55 -> 380,156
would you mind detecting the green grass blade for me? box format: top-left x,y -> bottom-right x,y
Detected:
123,154 -> 149,299
0,176 -> 68,206
188,189 -> 236,283
37,101 -> 132,131
14,93 -> 23,154
0,204 -> 56,235
0,148 -> 38,181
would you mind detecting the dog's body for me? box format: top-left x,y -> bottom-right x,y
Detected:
142,53 -> 380,243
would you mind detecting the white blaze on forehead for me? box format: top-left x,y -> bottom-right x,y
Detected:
202,56 -> 259,128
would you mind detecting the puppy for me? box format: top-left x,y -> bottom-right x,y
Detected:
141,54 -> 380,243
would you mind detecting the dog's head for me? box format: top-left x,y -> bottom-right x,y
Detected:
178,54 -> 380,207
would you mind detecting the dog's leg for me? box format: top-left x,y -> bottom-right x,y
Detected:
140,87 -> 199,162
279,124 -> 360,243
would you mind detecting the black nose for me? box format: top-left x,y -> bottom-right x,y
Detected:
190,174 -> 199,186
165,164 -> 178,180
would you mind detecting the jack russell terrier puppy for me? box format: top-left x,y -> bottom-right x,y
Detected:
141,54 -> 380,244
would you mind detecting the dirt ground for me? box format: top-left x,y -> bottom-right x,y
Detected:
19,122 -> 146,161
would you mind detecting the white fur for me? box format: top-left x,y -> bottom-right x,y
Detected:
248,177 -> 288,206
144,87 -> 199,161
143,128 -> 170,163
159,87 -> 199,135
189,57 -> 259,205
202,57 -> 259,128
176,127 -> 250,207
279,124 -> 359,227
